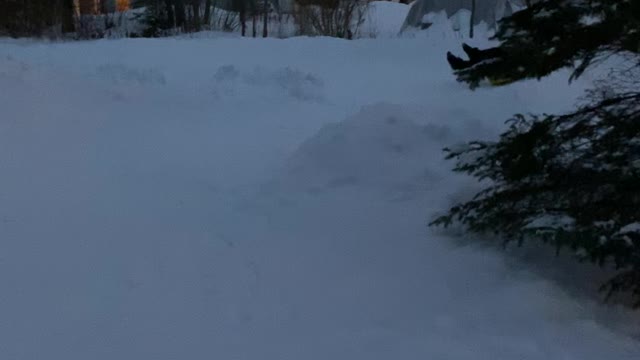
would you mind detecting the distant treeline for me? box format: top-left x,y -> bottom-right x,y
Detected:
0,0 -> 377,39
0,0 -> 76,37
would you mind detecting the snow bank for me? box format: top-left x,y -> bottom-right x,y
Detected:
281,103 -> 453,195
401,9 -> 493,41
401,0 -> 526,33
259,103 -> 640,359
361,1 -> 411,38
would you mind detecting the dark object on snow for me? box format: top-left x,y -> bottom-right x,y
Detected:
446,43 -> 503,70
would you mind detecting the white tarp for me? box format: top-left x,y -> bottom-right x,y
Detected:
400,0 -> 531,31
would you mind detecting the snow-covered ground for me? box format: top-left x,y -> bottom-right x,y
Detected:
1,23 -> 640,360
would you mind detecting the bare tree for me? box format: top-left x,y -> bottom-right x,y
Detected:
174,0 -> 186,29
61,0 -> 76,33
469,0 -> 475,38
236,0 -> 248,36
164,0 -> 176,28
0,0 -> 76,37
262,0 -> 268,37
203,0 -> 213,27
189,0 -> 201,31
252,8 -> 257,37
293,0 -> 367,39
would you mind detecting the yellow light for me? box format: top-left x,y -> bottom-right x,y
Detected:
116,0 -> 130,12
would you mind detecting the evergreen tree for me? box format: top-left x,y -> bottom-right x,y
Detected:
433,0 -> 640,305
454,0 -> 639,88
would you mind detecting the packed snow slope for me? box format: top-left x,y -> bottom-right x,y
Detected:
1,31 -> 640,359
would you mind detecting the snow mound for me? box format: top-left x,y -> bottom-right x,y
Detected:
401,10 -> 492,41
361,1 -> 411,38
401,0 -> 523,32
282,103 -> 452,193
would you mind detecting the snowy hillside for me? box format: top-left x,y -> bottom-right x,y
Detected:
1,24 -> 640,360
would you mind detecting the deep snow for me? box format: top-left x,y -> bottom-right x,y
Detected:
1,25 -> 640,359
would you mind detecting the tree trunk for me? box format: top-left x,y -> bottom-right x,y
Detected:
252,9 -> 257,37
262,0 -> 268,37
61,0 -> 75,33
469,0 -> 475,38
203,0 -> 212,28
164,0 -> 176,28
175,0 -> 186,29
239,3 -> 247,36
191,0 -> 200,31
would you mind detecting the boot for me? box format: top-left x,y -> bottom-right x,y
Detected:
447,52 -> 471,70
462,43 -> 483,62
